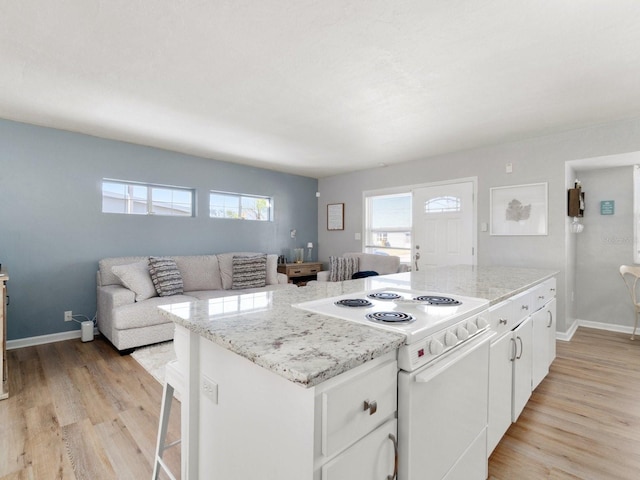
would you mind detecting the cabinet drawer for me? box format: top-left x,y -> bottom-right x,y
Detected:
488,300 -> 513,336
511,290 -> 533,324
321,360 -> 397,458
533,278 -> 557,311
322,419 -> 397,480
289,265 -> 320,276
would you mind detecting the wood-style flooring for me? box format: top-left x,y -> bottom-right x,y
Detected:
0,327 -> 638,479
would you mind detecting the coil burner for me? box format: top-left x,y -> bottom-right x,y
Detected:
366,311 -> 415,323
335,298 -> 373,308
413,295 -> 462,306
367,292 -> 402,301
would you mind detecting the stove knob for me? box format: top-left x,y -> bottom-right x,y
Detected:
466,321 -> 478,335
444,331 -> 458,347
476,317 -> 489,329
457,326 -> 469,340
429,339 -> 444,355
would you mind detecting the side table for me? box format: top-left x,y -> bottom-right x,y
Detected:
277,262 -> 323,286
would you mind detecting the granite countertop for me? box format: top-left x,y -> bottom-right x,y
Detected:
159,265 -> 558,388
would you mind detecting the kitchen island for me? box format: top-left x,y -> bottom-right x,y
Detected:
159,265 -> 558,479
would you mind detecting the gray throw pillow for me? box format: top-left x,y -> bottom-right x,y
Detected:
149,257 -> 184,297
329,256 -> 359,282
232,254 -> 267,289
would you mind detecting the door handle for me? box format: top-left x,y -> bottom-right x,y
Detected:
516,336 -> 523,359
387,434 -> 398,480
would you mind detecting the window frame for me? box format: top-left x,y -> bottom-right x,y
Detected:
209,190 -> 274,222
363,188 -> 412,261
101,179 -> 195,217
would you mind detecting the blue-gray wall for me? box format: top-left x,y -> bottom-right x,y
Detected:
0,119 -> 318,341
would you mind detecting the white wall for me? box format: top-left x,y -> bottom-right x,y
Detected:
318,116 -> 640,334
574,166 -> 635,330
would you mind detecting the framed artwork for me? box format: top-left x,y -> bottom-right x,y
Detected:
327,203 -> 344,230
490,183 -> 548,236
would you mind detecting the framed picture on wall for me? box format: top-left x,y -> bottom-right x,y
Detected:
490,183 -> 548,235
327,203 -> 344,230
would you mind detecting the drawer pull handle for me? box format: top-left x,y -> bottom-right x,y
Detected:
293,270 -> 301,274
499,318 -> 507,325
387,433 -> 398,480
521,305 -> 529,311
363,400 -> 377,415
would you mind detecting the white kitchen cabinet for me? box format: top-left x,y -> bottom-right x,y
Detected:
532,298 -> 557,390
177,325 -> 398,480
511,315 -> 533,422
487,277 -> 557,455
321,419 -> 397,479
487,329 -> 514,454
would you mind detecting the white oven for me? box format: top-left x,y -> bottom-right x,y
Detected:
295,287 -> 492,480
398,329 -> 493,480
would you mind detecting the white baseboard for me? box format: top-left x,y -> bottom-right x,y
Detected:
557,319 -> 635,342
7,328 -> 98,350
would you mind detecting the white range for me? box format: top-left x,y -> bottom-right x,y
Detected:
295,286 -> 493,480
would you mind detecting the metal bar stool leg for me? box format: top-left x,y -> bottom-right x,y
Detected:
153,361 -> 182,480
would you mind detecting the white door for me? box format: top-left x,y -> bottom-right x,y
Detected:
412,181 -> 475,270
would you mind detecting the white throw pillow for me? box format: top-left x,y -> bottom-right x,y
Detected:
111,260 -> 157,301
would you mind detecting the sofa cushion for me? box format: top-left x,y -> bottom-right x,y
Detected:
173,255 -> 222,291
218,252 -> 279,289
111,261 -> 157,302
149,257 -> 184,296
344,252 -> 400,275
112,294 -> 196,330
99,256 -> 149,286
329,256 -> 359,282
232,254 -> 267,289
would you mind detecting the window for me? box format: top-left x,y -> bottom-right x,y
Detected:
425,196 -> 461,213
102,180 -> 195,217
209,191 -> 272,221
364,192 -> 412,262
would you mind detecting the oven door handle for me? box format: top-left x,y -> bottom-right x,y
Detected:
414,330 -> 494,383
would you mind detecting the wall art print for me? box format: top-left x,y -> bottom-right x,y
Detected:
490,182 -> 548,236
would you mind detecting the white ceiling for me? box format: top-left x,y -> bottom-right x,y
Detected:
2,1 -> 640,178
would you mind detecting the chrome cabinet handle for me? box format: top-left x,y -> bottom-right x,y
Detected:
521,305 -> 529,311
510,337 -> 517,362
516,336 -> 524,360
499,318 -> 507,325
363,400 -> 377,415
387,433 -> 398,480
547,310 -> 553,328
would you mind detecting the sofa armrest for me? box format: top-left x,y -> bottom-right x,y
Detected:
277,273 -> 289,285
99,284 -> 136,308
316,271 -> 330,282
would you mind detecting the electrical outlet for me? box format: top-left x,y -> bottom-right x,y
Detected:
201,375 -> 218,404
64,311 -> 73,322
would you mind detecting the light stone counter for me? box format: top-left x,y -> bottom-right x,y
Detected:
159,265 -> 558,388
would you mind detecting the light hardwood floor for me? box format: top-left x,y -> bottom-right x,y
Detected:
0,327 -> 638,480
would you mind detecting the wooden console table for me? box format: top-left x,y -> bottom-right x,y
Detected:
277,262 -> 322,285
1,270 -> 8,400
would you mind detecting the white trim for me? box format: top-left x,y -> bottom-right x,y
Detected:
6,328 -> 98,350
556,319 -> 636,342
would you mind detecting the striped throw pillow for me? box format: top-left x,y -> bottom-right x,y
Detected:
232,254 -> 267,289
148,257 -> 184,296
329,256 -> 359,282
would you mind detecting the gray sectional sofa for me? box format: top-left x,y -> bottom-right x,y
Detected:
97,253 -> 295,352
